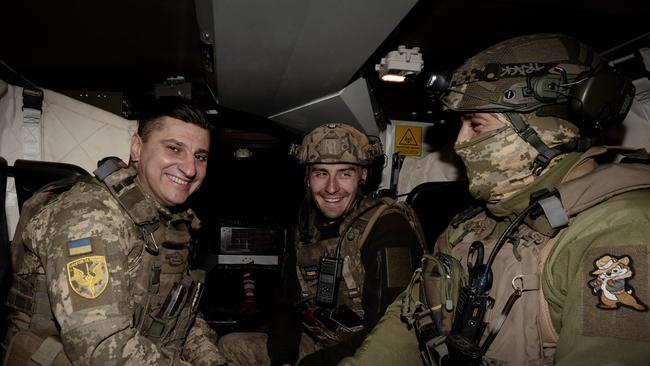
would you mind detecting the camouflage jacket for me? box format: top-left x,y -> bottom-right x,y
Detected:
341,148 -> 650,366
437,149 -> 650,365
6,164 -> 224,365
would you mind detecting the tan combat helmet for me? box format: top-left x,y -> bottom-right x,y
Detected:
442,33 -> 602,115
435,33 -> 634,172
290,123 -> 383,165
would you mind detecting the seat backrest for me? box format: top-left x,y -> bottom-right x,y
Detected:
406,180 -> 473,252
0,157 -> 8,258
11,159 -> 90,212
0,157 -> 10,349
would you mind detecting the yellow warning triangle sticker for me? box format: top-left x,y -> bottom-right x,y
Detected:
399,128 -> 419,146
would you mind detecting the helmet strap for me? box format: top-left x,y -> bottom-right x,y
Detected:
506,112 -> 563,175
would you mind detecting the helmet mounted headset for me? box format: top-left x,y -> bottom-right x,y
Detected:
427,34 -> 636,173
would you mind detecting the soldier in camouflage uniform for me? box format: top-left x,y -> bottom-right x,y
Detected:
218,123 -> 426,366
341,34 -> 650,366
3,97 -> 227,365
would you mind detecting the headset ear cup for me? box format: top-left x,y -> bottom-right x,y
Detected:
567,70 -> 590,122
569,69 -> 636,131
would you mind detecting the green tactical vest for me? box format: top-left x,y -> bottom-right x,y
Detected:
94,159 -> 205,352
295,196 -> 426,345
402,147 -> 650,366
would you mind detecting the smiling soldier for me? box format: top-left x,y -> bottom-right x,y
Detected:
218,123 -> 426,366
3,97 -> 226,365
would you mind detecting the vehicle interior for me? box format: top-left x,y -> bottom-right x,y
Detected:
1,0 -> 649,340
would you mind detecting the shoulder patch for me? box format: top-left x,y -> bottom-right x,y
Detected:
66,255 -> 110,299
582,246 -> 650,342
67,238 -> 93,256
587,254 -> 648,312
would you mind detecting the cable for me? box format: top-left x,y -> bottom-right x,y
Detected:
600,31 -> 650,57
0,60 -> 37,88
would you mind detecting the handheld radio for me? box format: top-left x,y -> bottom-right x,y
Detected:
316,255 -> 343,307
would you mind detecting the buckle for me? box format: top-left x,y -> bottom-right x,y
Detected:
22,87 -> 44,111
531,153 -> 552,175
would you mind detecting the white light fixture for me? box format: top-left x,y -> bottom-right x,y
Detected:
233,147 -> 253,160
234,148 -> 253,160
375,45 -> 423,83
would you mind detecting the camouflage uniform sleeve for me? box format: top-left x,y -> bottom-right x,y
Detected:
182,313 -> 227,366
339,291 -> 423,366
543,190 -> 650,365
29,183 -> 186,365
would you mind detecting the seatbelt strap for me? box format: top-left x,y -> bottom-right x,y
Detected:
21,87 -> 44,160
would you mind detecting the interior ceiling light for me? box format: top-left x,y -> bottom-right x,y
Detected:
234,147 -> 253,160
375,45 -> 423,83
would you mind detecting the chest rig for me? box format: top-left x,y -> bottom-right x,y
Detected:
94,158 -> 205,353
295,196 -> 424,344
404,147 -> 650,366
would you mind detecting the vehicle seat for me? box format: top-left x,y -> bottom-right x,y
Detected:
406,180 -> 473,252
1,157 -> 9,297
0,157 -> 8,357
12,159 -> 90,212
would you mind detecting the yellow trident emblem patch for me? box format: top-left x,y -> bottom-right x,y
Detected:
66,256 -> 109,299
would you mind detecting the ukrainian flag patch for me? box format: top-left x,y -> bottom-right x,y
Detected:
303,265 -> 318,278
67,238 -> 93,257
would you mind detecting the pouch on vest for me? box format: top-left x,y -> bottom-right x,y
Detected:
3,330 -> 72,366
401,253 -> 466,365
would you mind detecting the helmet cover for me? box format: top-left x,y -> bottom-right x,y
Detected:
443,33 -> 601,113
291,123 -> 383,165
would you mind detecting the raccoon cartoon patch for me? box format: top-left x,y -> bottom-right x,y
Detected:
588,254 -> 648,311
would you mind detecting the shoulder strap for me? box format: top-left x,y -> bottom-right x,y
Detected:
94,158 -> 160,226
356,198 -> 393,248
537,152 -> 650,230
94,157 -> 163,253
559,162 -> 650,217
350,197 -> 426,253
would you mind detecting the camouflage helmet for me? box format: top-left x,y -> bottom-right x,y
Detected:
442,33 -> 601,114
290,123 -> 383,165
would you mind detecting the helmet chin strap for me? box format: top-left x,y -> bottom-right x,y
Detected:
505,112 -> 591,175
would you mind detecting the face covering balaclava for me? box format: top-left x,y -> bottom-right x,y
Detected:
454,113 -> 579,203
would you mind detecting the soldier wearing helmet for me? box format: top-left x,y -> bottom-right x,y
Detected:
218,123 -> 425,366
340,34 -> 650,366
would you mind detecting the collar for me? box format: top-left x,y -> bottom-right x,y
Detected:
487,152 -> 582,219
